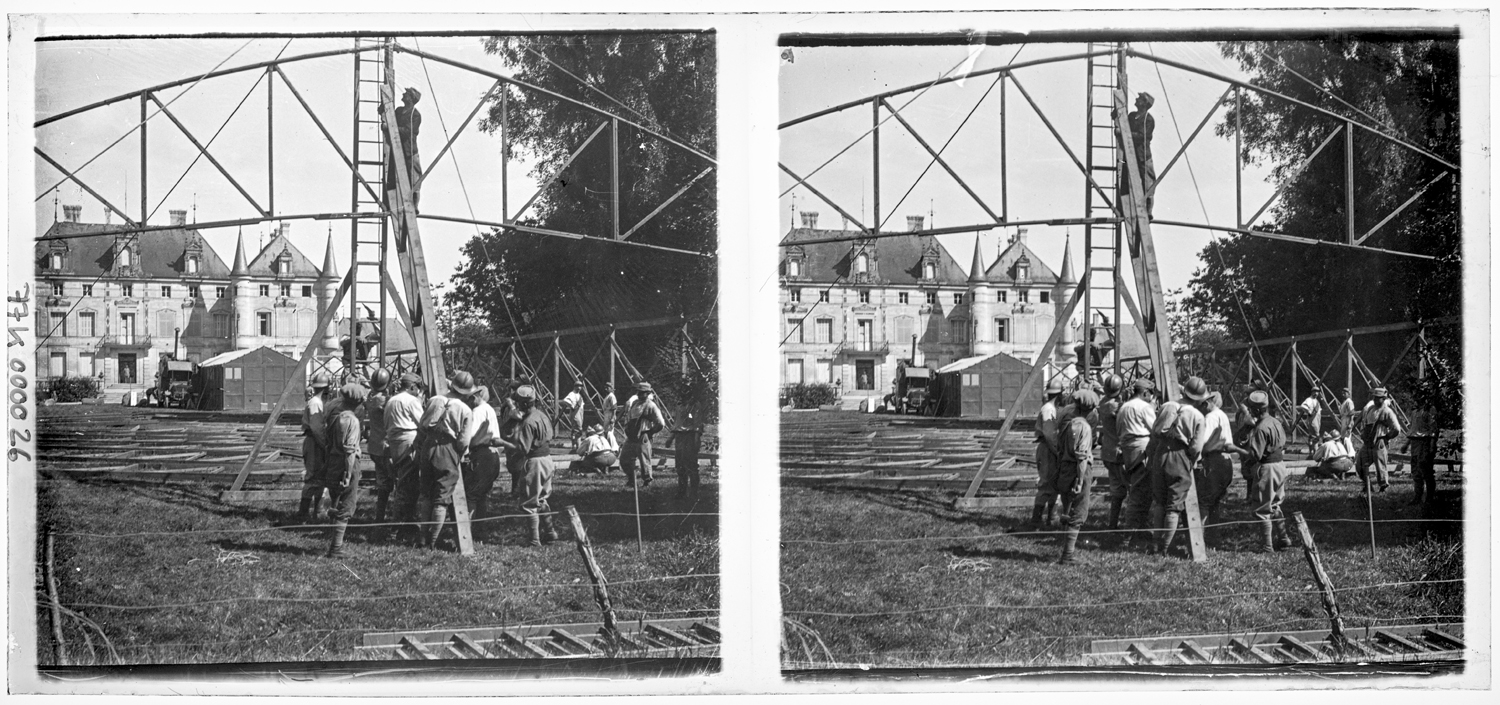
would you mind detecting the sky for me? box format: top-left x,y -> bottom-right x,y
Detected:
33,36 -> 540,301
778,41 -> 1280,316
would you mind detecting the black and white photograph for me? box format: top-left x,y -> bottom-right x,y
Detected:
777,27 -> 1481,676
13,24 -> 719,684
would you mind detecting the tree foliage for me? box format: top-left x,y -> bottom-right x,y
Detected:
443,33 -> 718,413
1180,39 -> 1461,435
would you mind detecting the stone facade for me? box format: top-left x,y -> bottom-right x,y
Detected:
34,208 -> 341,394
779,212 -> 1075,401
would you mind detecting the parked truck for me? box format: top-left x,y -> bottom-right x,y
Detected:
152,328 -> 197,408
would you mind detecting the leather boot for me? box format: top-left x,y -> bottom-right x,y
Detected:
326,523 -> 348,558
1273,514 -> 1294,551
294,494 -> 313,523
1254,520 -> 1275,553
1158,511 -> 1181,556
526,514 -> 543,547
427,504 -> 448,550
310,494 -> 324,523
1044,500 -> 1058,527
1058,528 -> 1081,564
1024,502 -> 1045,529
416,499 -> 435,548
1107,497 -> 1123,531
374,491 -> 390,524
540,512 -> 559,543
470,498 -> 487,540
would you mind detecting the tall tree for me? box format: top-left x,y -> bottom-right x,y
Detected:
444,33 -> 718,415
1184,38 -> 1461,433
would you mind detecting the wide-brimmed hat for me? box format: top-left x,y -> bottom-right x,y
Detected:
450,370 -> 477,396
636,382 -> 654,393
1181,376 -> 1209,401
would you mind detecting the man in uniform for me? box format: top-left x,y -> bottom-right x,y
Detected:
463,385 -> 505,540
1241,390 -> 1293,553
294,371 -> 335,523
1147,376 -> 1209,556
383,373 -> 426,541
1197,391 -> 1244,542
1115,91 -> 1157,217
387,87 -> 423,210
667,401 -> 705,499
363,369 -> 393,523
560,382 -> 586,442
324,383 -> 367,558
1308,429 -> 1356,481
1025,378 -> 1066,529
510,385 -> 559,546
1356,387 -> 1402,494
414,370 -> 476,550
570,423 -> 620,475
599,382 -> 619,433
1296,392 -> 1323,453
621,382 -> 666,488
1115,379 -> 1158,546
1095,374 -> 1126,533
1337,386 -> 1357,436
1057,389 -> 1100,564
1406,401 -> 1439,506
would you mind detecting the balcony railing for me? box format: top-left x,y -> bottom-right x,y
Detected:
100,333 -> 152,348
834,340 -> 890,357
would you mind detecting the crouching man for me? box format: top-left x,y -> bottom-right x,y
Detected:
569,424 -> 619,475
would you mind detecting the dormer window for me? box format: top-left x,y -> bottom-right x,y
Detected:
50,253 -> 64,270
854,253 -> 869,275
923,262 -> 936,280
1014,255 -> 1030,283
186,256 -> 199,275
274,249 -> 293,276
787,258 -> 802,277
116,247 -> 132,268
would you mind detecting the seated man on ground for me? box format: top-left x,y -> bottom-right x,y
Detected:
1307,429 -> 1356,481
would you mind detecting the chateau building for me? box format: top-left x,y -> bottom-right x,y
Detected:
34,206 -> 343,393
780,212 -> 1077,398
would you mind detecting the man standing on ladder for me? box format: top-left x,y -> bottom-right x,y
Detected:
1114,92 -> 1157,217
387,87 -> 423,211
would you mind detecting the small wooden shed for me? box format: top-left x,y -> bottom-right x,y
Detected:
935,351 -> 1042,419
198,347 -> 306,412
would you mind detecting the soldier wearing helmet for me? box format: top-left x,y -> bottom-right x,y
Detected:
363,368 -> 394,524
1057,389 -> 1100,564
1094,374 -> 1128,534
293,370 -> 335,524
1145,376 -> 1212,557
1023,377 -> 1068,529
1115,379 -> 1158,546
324,382 -> 368,558
414,370 -> 477,550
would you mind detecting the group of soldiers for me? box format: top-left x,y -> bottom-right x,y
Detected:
292,368 -> 706,559
1027,372 -> 1424,564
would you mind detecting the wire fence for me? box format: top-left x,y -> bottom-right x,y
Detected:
781,516 -> 1462,546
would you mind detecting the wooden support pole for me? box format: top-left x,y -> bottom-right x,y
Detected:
45,531 -> 68,666
1291,341 -> 1299,446
1291,512 -> 1349,657
140,93 -> 148,224
228,271 -> 353,493
1345,119 -> 1356,244
958,278 -> 1087,504
565,505 -> 621,652
872,100 -> 881,230
611,117 -> 620,239
553,337 -> 562,420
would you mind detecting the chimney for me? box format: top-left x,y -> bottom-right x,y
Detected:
169,210 -> 187,226
799,211 -> 819,229
62,205 -> 81,223
841,215 -> 849,231
279,222 -> 293,239
1009,227 -> 1029,247
906,215 -> 925,232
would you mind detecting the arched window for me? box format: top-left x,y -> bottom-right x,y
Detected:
186,256 -> 198,274
854,253 -> 869,275
787,259 -> 801,277
923,262 -> 935,280
117,248 -> 131,268
50,253 -> 63,270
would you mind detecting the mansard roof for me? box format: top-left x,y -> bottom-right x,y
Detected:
780,227 -> 968,285
36,221 -> 231,279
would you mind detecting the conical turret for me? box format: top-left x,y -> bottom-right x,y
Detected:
317,231 -> 341,354
319,232 -> 339,281
967,232 -> 986,284
230,232 -> 250,277
1054,234 -> 1076,354
968,232 -> 996,357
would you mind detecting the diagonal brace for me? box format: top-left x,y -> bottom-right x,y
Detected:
1010,72 -> 1116,214
417,79 -> 503,190
1244,124 -> 1343,228
1150,85 -> 1234,197
274,66 -> 382,206
511,121 -> 610,222
621,166 -> 715,240
1354,171 -> 1451,246
34,148 -> 138,227
148,94 -> 269,217
779,163 -> 872,234
879,98 -> 1002,223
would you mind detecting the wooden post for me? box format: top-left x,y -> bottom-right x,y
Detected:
44,531 -> 68,666
1290,341 -> 1299,447
1292,512 -> 1350,657
565,505 -> 621,651
553,337 -> 562,420
1345,119 -> 1356,245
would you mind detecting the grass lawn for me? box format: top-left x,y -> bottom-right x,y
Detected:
37,450 -> 719,665
781,468 -> 1463,668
